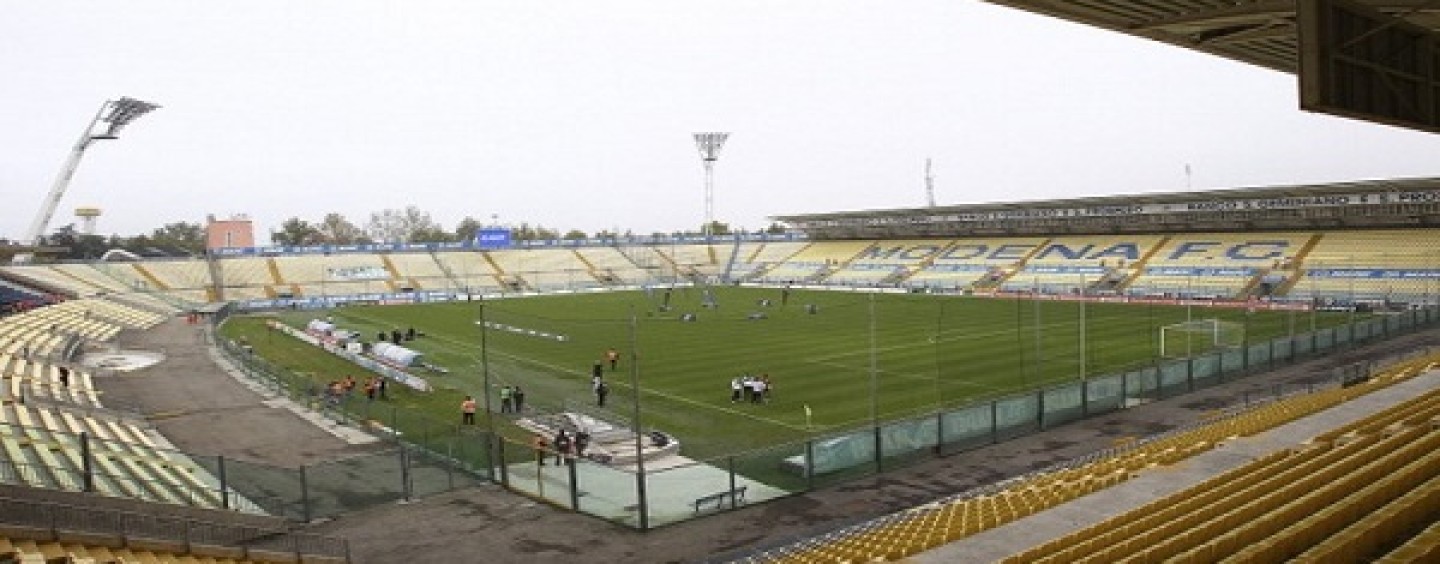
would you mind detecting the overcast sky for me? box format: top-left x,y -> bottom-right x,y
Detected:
4,1 -> 1440,242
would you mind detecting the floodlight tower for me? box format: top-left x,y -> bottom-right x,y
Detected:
15,97 -> 160,263
692,132 -> 730,238
925,158 -> 936,207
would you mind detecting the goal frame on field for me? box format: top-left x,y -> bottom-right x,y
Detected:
1159,318 -> 1245,358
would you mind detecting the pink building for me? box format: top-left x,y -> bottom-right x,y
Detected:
206,214 -> 256,250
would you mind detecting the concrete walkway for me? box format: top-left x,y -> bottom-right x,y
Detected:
92,318 -> 379,467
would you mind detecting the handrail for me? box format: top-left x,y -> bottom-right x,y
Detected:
0,453 -> 281,516
0,494 -> 348,562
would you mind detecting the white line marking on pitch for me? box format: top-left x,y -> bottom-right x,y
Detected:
338,310 -> 810,433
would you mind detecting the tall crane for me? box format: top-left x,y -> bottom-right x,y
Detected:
14,97 -> 159,264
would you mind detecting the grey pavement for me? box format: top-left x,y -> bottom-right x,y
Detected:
93,318 -> 380,467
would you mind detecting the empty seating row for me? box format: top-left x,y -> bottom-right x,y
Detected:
270,255 -> 389,285
579,247 -> 654,284
430,251 -> 502,292
216,258 -> 274,287
136,259 -> 213,290
1004,358 -> 1440,563
0,403 -> 243,512
0,266 -> 106,298
489,249 -> 598,291
654,244 -> 722,277
2,354 -> 101,408
1305,229 -> 1440,268
1,536 -> 257,564
382,251 -> 449,280
751,352 -> 1439,564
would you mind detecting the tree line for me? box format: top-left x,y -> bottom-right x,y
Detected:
23,206 -> 785,260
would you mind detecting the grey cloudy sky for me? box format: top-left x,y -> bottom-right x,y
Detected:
4,1 -> 1440,242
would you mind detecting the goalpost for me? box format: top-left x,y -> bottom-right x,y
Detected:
1159,319 -> 1245,358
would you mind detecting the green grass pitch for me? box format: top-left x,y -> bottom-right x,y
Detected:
221,287 -> 1358,459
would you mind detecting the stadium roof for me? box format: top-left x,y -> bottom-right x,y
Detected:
773,176 -> 1440,238
982,0 -> 1440,73
774,176 -> 1440,223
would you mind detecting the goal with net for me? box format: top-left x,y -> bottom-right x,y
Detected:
1159,318 -> 1245,358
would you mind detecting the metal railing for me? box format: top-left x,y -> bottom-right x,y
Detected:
0,495 -> 348,562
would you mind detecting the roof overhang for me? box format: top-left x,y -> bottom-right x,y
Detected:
982,0 -> 1440,74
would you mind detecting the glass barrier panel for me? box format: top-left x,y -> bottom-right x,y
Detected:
729,441 -> 809,502
638,458 -> 727,528
1272,337 -> 1292,363
498,435 -> 574,509
210,457 -> 306,520
566,458 -> 641,528
1316,327 -> 1335,350
869,417 -> 938,460
1293,332 -> 1313,356
1124,367 -> 1159,403
1158,359 -> 1189,396
993,393 -> 1039,440
304,450 -> 407,519
940,403 -> 994,454
802,428 -> 879,489
1248,342 -> 1271,368
1041,383 -> 1083,428
407,445 -> 485,499
1086,374 -> 1124,415
1216,348 -> 1242,378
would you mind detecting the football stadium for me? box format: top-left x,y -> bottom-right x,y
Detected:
6,2 -> 1440,564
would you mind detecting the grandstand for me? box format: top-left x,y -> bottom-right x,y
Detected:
755,240 -> 871,284
1293,229 -> 1440,304
822,239 -> 951,287
731,240 -> 807,281
652,242 -> 724,279
0,293 -> 355,562
1124,232 -> 1315,299
8,0 -> 1440,558
997,234 -> 1166,295
1,176 -> 1438,562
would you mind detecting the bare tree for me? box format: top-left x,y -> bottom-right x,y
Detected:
366,206 -> 443,243
318,213 -> 369,244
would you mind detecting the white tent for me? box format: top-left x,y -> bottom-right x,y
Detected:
372,341 -> 423,367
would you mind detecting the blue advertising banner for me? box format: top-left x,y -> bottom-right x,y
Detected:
1307,269 -> 1440,279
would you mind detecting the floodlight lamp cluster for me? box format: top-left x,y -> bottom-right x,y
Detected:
96,97 -> 161,138
693,132 -> 729,162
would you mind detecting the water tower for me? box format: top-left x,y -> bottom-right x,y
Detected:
75,207 -> 102,235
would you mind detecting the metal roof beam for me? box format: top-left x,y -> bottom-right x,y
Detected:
1198,22 -> 1297,45
1134,1 -> 1294,30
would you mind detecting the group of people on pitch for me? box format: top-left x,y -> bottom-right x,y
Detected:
730,373 -> 772,404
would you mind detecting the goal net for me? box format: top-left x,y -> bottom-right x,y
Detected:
1159,319 -> 1244,358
